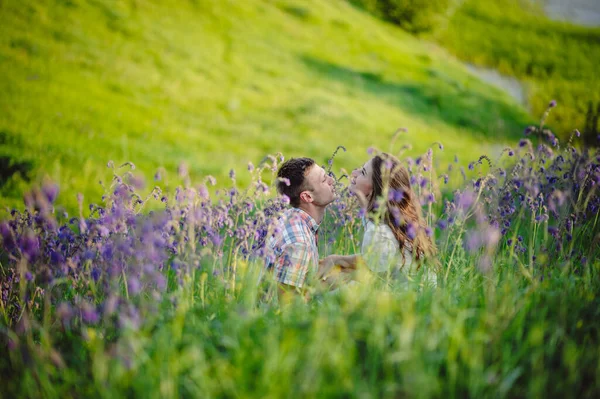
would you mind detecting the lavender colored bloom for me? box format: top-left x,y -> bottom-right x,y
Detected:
128,277 -> 142,296
437,219 -> 447,230
406,223 -> 417,240
56,303 -> 73,324
42,182 -> 59,204
18,231 -> 39,260
0,222 -> 15,250
279,177 -> 291,187
129,175 -> 145,189
357,208 -> 367,219
96,225 -> 110,237
25,271 -> 33,281
91,268 -> 101,282
50,250 -> 64,264
82,303 -> 99,324
457,191 -> 475,210
388,189 -> 404,202
465,233 -> 480,252
178,162 -> 188,177
549,100 -> 557,108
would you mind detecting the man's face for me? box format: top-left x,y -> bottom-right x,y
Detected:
302,164 -> 335,207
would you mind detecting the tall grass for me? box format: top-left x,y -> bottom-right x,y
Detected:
1,106 -> 599,397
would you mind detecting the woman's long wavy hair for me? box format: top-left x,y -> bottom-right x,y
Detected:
366,153 -> 437,267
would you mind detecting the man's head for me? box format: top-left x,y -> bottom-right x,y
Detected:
277,157 -> 335,208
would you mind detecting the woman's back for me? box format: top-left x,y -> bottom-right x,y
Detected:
361,220 -> 436,286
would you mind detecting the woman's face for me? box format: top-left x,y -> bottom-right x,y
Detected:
350,159 -> 373,203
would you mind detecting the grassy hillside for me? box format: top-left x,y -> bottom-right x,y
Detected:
0,0 -> 532,214
431,0 -> 600,139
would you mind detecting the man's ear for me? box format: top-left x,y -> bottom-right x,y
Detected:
300,191 -> 313,203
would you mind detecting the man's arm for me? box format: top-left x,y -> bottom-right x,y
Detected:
319,254 -> 360,273
316,255 -> 361,290
275,242 -> 313,302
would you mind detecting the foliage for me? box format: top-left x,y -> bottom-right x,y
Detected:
432,0 -> 600,141
349,0 -> 450,33
1,106 -> 599,397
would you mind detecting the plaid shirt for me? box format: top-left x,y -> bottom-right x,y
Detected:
264,208 -> 320,288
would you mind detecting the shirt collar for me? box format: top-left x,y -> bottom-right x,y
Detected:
290,207 -> 320,234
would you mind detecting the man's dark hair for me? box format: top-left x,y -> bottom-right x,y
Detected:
276,157 -> 315,207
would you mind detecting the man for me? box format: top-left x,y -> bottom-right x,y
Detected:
264,157 -> 336,300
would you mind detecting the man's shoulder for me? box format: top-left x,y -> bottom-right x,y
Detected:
280,208 -> 308,228
279,214 -> 312,243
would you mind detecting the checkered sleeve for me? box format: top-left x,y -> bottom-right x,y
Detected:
275,241 -> 313,288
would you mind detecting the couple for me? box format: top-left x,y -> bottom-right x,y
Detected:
264,153 -> 436,301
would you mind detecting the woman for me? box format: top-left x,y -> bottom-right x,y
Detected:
321,153 -> 437,285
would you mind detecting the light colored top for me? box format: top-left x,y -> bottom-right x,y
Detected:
264,208 -> 319,288
361,220 -> 436,286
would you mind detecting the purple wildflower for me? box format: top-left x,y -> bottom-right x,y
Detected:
406,223 -> 417,240
82,303 -> 99,325
42,182 -> 59,204
388,189 -> 404,202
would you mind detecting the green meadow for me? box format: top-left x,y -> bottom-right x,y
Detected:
0,0 -> 534,214
432,0 -> 600,137
2,1 -> 600,397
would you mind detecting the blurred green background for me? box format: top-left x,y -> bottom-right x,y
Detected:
1,0 -> 598,214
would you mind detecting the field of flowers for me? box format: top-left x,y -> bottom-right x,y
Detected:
1,105 -> 599,397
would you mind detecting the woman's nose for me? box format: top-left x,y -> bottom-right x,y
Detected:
351,169 -> 358,177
